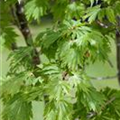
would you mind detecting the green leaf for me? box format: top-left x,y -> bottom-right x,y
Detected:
0,71 -> 43,96
51,0 -> 68,21
44,99 -> 72,120
36,29 -> 60,49
8,47 -> 33,73
97,87 -> 120,119
0,27 -> 18,49
45,75 -> 70,100
25,0 -> 48,21
57,41 -> 82,70
2,93 -> 33,120
40,64 -> 61,75
106,7 -> 116,23
98,8 -> 106,21
114,1 -> 120,15
0,1 -> 12,27
77,86 -> 105,112
84,5 -> 101,23
65,2 -> 85,20
1,72 -> 29,96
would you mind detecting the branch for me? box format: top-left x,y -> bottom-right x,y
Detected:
96,20 -> 116,33
15,1 -> 40,67
116,16 -> 120,85
107,59 -> 114,68
87,97 -> 116,119
104,97 -> 116,107
10,6 -> 18,51
96,20 -> 109,28
89,75 -> 117,80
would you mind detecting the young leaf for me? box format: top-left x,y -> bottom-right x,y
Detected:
106,7 -> 116,23
25,0 -> 48,21
2,93 -> 33,120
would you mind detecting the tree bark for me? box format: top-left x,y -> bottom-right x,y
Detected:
116,16 -> 120,85
15,1 -> 40,67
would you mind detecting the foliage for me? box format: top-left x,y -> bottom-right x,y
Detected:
0,0 -> 120,120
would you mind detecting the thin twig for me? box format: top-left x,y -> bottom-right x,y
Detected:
107,59 -> 114,68
101,97 -> 116,111
87,97 -> 116,119
96,20 -> 109,28
89,75 -> 117,80
104,97 -> 116,106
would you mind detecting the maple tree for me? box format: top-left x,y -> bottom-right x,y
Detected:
0,0 -> 120,120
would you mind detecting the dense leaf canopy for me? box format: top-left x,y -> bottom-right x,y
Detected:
0,0 -> 120,120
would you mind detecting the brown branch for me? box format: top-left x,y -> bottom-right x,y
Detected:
116,16 -> 120,85
9,6 -> 18,51
96,20 -> 116,33
116,31 -> 120,85
15,1 -> 40,67
104,97 -> 116,107
100,97 -> 116,112
96,20 -> 109,28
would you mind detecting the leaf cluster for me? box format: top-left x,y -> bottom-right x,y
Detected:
1,0 -> 120,120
